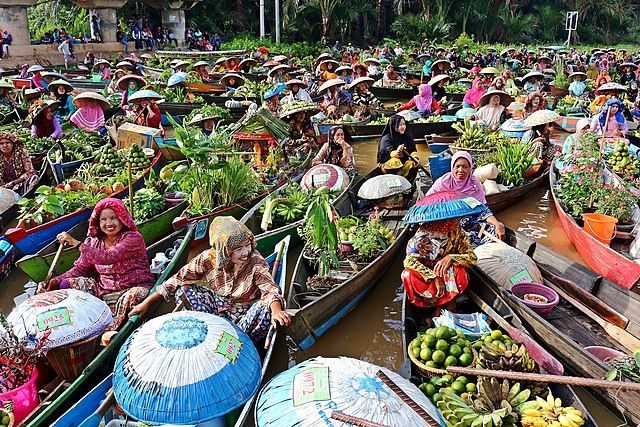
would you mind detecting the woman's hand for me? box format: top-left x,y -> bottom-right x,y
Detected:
56,232 -> 80,248
129,300 -> 150,318
433,255 -> 453,278
487,216 -> 506,240
434,277 -> 445,299
271,309 -> 292,327
37,278 -> 59,294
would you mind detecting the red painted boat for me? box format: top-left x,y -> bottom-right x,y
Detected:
550,165 -> 640,290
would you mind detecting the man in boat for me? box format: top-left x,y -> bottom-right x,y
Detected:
129,217 -> 292,345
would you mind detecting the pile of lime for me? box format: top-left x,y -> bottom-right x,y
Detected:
409,326 -> 474,369
127,144 -> 151,170
473,329 -> 515,351
419,374 -> 476,404
95,143 -> 125,174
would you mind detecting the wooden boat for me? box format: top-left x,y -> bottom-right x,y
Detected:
67,80 -> 109,90
185,82 -> 226,94
47,142 -> 94,184
139,64 -> 163,79
240,173 -> 356,255
550,165 -> 640,290
445,92 -> 465,102
370,85 -> 417,101
475,227 -> 640,424
5,152 -> 164,256
157,101 -> 204,117
155,49 -> 247,59
425,133 -> 459,153
555,115 -> 586,132
285,170 -> 430,350
399,284 -> 597,427
486,165 -> 550,213
200,93 -> 261,106
49,234 -> 290,427
19,226 -> 194,426
16,201 -> 187,282
317,117 -> 370,138
0,155 -> 49,231
346,118 -> 456,139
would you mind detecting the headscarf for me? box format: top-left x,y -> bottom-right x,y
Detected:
32,109 -> 55,138
599,98 -> 625,128
474,94 -> 505,128
463,79 -> 486,108
70,104 -> 105,131
427,151 -> 487,204
127,81 -> 141,99
208,216 -> 256,269
0,132 -> 28,183
325,126 -> 350,165
377,114 -> 415,163
88,198 -> 137,238
413,84 -> 434,112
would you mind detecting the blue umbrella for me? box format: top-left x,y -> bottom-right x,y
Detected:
255,357 -> 445,426
113,311 -> 261,425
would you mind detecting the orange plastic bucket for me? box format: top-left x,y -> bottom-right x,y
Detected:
582,213 -> 617,245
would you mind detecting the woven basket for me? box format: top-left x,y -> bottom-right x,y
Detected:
46,332 -> 102,382
408,344 -> 477,378
449,145 -> 495,157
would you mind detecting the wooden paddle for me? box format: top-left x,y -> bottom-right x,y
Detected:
77,389 -> 115,427
36,242 -> 66,294
329,411 -> 389,427
264,241 -> 286,349
406,152 -> 431,177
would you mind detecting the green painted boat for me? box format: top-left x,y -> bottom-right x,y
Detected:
16,201 -> 188,283
22,225 -> 195,426
240,175 -> 356,255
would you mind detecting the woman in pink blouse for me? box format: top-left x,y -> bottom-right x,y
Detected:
130,216 -> 291,344
38,198 -> 154,329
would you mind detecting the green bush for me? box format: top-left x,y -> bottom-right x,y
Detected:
391,14 -> 452,46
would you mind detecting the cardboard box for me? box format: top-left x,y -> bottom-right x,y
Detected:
116,123 -> 161,150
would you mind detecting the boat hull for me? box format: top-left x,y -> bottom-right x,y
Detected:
486,167 -> 549,213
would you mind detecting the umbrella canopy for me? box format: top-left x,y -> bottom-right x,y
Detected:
48,79 -> 74,94
113,311 -> 261,425
72,92 -> 109,110
167,72 -> 187,87
596,82 -> 627,92
358,174 -> 411,200
404,190 -> 486,224
523,109 -> 560,127
128,89 -> 164,103
478,90 -> 512,108
317,78 -> 344,94
117,74 -> 146,91
255,357 -> 445,427
301,164 -> 350,191
348,76 -> 374,92
279,101 -> 318,119
428,74 -> 450,87
268,64 -> 291,77
41,72 -> 66,85
6,289 -> 112,351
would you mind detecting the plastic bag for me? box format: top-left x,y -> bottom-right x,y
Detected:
433,310 -> 491,339
482,179 -> 501,195
474,242 -> 543,289
474,163 -> 499,183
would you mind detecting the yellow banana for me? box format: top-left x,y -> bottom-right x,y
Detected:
558,414 -> 578,427
564,412 -> 585,426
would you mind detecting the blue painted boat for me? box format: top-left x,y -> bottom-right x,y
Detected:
5,153 -> 164,256
50,236 -> 290,427
0,238 -> 19,283
285,169 -> 430,350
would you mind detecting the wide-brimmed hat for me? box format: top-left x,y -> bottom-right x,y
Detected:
263,83 -> 286,100
272,55 -> 288,63
73,91 -> 109,110
128,89 -> 164,103
140,53 -> 154,60
404,191 -> 486,224
263,61 -> 280,68
238,58 -> 257,70
569,72 -> 587,79
92,59 -> 111,69
0,79 -> 13,89
285,78 -> 308,89
336,65 -> 352,74
521,71 -> 544,83
188,113 -> 220,126
192,60 -> 209,69
480,67 -> 499,75
428,74 -> 450,86
537,56 -> 552,63
31,99 -> 61,120
358,175 -> 411,200
27,65 -> 44,73
618,62 -> 638,71
596,82 -> 627,92
363,57 -> 380,65
167,72 -> 187,87
171,60 -> 190,69
226,57 -> 241,67
41,72 -> 66,85
319,59 -> 339,71
478,90 -> 512,108
523,109 -> 560,127
318,78 -> 345,94
215,57 -> 228,65
268,64 -> 291,77
316,53 -> 333,62
431,60 -> 451,70
117,74 -> 146,91
220,73 -> 245,87
48,79 -> 74,94
348,76 -> 374,92
353,63 -> 367,72
279,101 -> 319,119
116,61 -> 135,70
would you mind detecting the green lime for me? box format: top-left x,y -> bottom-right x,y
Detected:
444,355 -> 458,367
456,329 -> 465,338
420,348 -> 432,361
473,341 -> 483,350
449,344 -> 463,358
432,393 -> 442,403
426,328 -> 435,336
459,353 -> 473,366
425,360 -> 437,368
466,382 -> 477,393
451,381 -> 465,394
424,334 -> 437,349
441,374 -> 454,384
432,350 -> 446,364
411,347 -> 421,359
456,338 -> 467,347
457,376 -> 469,386
420,341 -> 428,349
435,326 -> 449,340
484,336 -> 494,344
491,330 -> 503,340
425,383 -> 437,397
410,338 -> 420,349
435,339 -> 448,351
463,346 -> 472,354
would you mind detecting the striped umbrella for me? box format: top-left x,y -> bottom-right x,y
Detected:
301,164 -> 350,191
113,311 -> 261,425
255,357 -> 445,427
6,289 -> 112,351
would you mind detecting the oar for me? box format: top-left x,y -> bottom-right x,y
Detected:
77,389 -> 115,427
264,241 -> 286,349
37,242 -> 66,294
329,411 -> 389,427
406,153 -> 431,177
376,370 -> 440,427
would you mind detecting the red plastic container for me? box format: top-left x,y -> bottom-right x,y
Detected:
509,282 -> 559,318
0,368 -> 39,423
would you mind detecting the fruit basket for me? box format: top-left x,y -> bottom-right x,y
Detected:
407,326 -> 477,377
449,145 -> 494,157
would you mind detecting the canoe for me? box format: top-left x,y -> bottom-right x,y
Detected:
240,173 -> 356,255
370,85 -> 416,101
16,201 -> 187,282
185,82 -> 226,94
67,80 -> 109,90
173,152 -> 312,249
200,93 -> 261,106
46,142 -> 94,184
346,118 -> 456,139
20,226 -> 194,427
475,227 -> 640,424
486,165 -> 550,213
445,92 -> 465,102
155,49 -> 247,59
158,102 -> 204,117
285,169 -> 431,350
5,152 -> 164,256
49,234 -> 290,427
0,154 -> 49,231
317,117 -> 370,139
399,281 -> 597,427
550,164 -> 640,290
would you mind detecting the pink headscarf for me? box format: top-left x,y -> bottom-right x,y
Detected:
463,80 -> 486,108
427,151 -> 487,204
70,104 -> 105,132
88,198 -> 137,238
413,84 -> 434,112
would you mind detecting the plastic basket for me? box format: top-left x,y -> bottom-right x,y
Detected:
428,152 -> 452,181
46,333 -> 102,382
0,368 -> 38,424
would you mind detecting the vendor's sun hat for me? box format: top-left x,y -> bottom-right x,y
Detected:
263,83 -> 286,100
167,72 -> 187,87
523,109 -> 561,127
358,175 -> 411,200
538,56 -> 552,62
128,89 -> 164,103
116,61 -> 135,70
272,54 -> 288,63
140,53 -> 154,60
404,190 -> 486,224
215,57 -> 228,65
238,58 -> 257,70
220,73 -> 245,87
48,79 -> 74,93
478,90 -> 512,108
301,164 -> 350,191
319,59 -> 339,71
596,82 -> 627,92
428,74 -> 450,86
363,57 -> 380,65
279,101 -> 318,119
41,72 -> 67,85
618,62 -> 638,71
431,59 -> 451,70
348,76 -> 374,91
171,60 -> 190,69
316,53 -> 333,62
569,71 -> 587,79
226,56 -> 241,67
0,79 -> 13,89
263,61 -> 280,68
284,78 -> 308,89
92,59 -> 111,69
336,65 -> 353,74
117,74 -> 147,91
27,65 -> 44,73
188,113 -> 220,126
73,91 -> 110,110
30,99 -> 61,120
268,64 -> 291,77
317,78 -> 345,94
480,67 -> 499,75
192,60 -> 209,68
521,71 -> 544,83
455,107 -> 477,119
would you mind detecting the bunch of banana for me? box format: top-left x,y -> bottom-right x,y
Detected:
477,343 -> 537,372
519,391 -> 586,427
275,189 -> 309,221
452,119 -> 491,149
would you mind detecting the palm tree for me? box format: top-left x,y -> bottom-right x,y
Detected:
497,6 -> 537,42
533,3 -> 563,41
312,0 -> 342,41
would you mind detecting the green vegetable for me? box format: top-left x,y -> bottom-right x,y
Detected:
496,142 -> 534,187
